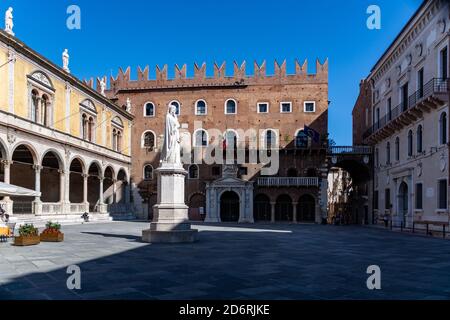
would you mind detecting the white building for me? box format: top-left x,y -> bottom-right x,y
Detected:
363,0 -> 449,228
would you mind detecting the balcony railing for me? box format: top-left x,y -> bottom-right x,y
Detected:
257,177 -> 319,187
363,78 -> 449,140
328,146 -> 372,155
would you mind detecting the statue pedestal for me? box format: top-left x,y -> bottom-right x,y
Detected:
142,163 -> 198,243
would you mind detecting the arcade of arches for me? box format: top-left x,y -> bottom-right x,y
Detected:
0,141 -> 130,217
253,193 -> 316,223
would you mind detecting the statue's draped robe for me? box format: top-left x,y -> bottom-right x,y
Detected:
161,112 -> 181,164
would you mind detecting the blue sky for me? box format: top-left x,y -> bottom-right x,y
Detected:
2,0 -> 423,145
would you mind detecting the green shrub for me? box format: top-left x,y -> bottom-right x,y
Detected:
45,221 -> 61,230
18,224 -> 38,237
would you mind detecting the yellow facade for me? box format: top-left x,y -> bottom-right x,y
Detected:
0,39 -> 132,157
0,46 -> 7,111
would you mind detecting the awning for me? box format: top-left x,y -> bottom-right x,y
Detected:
0,182 -> 41,197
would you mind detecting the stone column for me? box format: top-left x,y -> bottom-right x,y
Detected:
83,173 -> 89,212
1,160 -> 13,215
58,170 -> 65,204
111,179 -> 117,204
125,180 -> 131,204
33,165 -> 42,215
99,176 -> 107,213
293,202 -> 298,223
270,202 -> 276,223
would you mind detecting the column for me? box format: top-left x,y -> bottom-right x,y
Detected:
270,202 -> 276,223
83,173 -> 89,212
58,170 -> 65,205
293,202 -> 298,223
33,165 -> 42,215
112,179 -> 117,204
125,180 -> 131,204
99,176 -> 106,213
1,160 -> 13,215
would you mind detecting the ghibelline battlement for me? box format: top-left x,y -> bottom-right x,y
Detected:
85,59 -> 328,93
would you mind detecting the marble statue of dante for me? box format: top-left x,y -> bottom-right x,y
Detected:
161,104 -> 181,164
5,7 -> 14,34
62,49 -> 70,72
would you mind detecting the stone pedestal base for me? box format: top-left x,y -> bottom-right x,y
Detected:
141,163 -> 198,243
142,228 -> 197,243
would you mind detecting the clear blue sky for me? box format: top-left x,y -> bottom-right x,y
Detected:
2,0 -> 423,145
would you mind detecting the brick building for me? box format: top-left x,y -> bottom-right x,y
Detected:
352,79 -> 372,146
106,59 -> 330,223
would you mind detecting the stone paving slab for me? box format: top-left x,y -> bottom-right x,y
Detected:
0,221 -> 450,300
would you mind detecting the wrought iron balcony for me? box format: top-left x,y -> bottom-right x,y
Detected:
363,78 -> 449,142
257,177 -> 319,187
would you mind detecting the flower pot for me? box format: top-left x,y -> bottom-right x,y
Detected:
40,232 -> 64,242
14,235 -> 40,246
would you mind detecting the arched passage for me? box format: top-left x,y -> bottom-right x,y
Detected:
11,144 -> 37,214
88,162 -> 101,212
298,194 -> 315,222
188,193 -> 206,221
254,194 -> 271,222
69,158 -> 84,203
275,194 -> 293,221
41,151 -> 62,202
328,159 -> 371,225
104,166 -> 115,204
220,191 -> 240,222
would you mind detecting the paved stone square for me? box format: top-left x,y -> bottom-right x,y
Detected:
0,221 -> 450,300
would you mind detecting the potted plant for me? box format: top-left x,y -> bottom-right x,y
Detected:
40,221 -> 64,242
14,224 -> 40,246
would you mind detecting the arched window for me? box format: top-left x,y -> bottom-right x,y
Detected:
169,100 -> 180,115
295,130 -> 309,148
265,130 -> 277,149
144,102 -> 155,117
440,112 -> 447,145
306,168 -> 317,177
112,129 -> 117,151
143,131 -> 156,149
417,125 -> 423,153
224,130 -> 238,149
111,117 -> 123,152
188,164 -> 199,179
408,130 -> 413,157
41,94 -> 49,126
195,100 -> 207,115
225,99 -> 237,114
81,114 -> 88,140
143,164 -> 153,180
386,142 -> 391,164
31,89 -> 39,122
80,99 -> 97,142
117,131 -> 122,151
194,129 -> 208,147
395,137 -> 400,161
88,116 -> 95,142
28,71 -> 54,126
